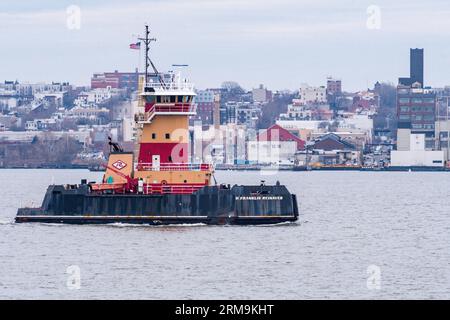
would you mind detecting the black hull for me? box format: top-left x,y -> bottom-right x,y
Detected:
16,184 -> 299,226
14,215 -> 297,225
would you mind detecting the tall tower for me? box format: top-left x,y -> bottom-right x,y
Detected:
410,48 -> 424,87
399,48 -> 424,88
213,93 -> 221,130
396,48 -> 435,149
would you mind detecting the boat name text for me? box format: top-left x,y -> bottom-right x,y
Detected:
235,196 -> 283,201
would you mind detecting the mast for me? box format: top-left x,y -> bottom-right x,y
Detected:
138,25 -> 165,87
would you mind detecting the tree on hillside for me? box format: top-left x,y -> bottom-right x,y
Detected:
374,82 -> 397,132
9,134 -> 83,166
257,93 -> 295,129
378,82 -> 397,109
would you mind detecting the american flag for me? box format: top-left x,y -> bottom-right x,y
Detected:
129,42 -> 141,50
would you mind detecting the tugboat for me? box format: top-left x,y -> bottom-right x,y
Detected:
15,26 -> 299,225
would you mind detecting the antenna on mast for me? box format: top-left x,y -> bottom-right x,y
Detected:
171,64 -> 189,87
138,25 -> 165,87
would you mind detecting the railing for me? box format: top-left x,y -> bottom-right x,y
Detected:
144,81 -> 195,92
137,163 -> 212,171
136,104 -> 196,122
154,104 -> 195,113
144,184 -> 205,195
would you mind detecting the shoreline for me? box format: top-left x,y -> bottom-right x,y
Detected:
1,166 -> 449,172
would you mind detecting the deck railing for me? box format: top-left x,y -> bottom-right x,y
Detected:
137,163 -> 212,172
144,81 -> 194,92
136,104 -> 196,122
144,184 -> 204,195
153,104 -> 195,113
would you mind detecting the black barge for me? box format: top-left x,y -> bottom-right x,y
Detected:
16,182 -> 299,225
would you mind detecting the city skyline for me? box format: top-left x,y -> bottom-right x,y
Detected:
1,0 -> 450,91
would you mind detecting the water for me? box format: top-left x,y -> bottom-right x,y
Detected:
1,169 -> 450,299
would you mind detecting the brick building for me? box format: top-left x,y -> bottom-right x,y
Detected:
91,70 -> 171,91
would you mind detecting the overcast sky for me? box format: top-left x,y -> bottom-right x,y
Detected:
1,0 -> 450,91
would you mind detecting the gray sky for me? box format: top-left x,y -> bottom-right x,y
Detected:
1,0 -> 450,91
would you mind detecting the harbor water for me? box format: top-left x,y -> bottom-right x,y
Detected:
1,169 -> 449,299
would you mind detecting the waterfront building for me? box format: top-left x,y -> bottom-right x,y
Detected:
396,128 -> 412,151
296,133 -> 360,166
257,124 -> 305,150
396,48 -> 436,149
275,119 -> 326,142
435,119 -> 450,165
397,84 -> 436,148
247,124 -> 305,165
310,131 -> 369,151
391,130 -> 444,167
276,110 -> 373,145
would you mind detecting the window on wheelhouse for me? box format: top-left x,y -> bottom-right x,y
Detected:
145,96 -> 156,103
183,96 -> 193,103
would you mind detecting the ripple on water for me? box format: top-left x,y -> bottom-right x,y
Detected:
0,169 -> 450,299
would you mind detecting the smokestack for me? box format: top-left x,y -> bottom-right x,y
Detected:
213,93 -> 220,131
